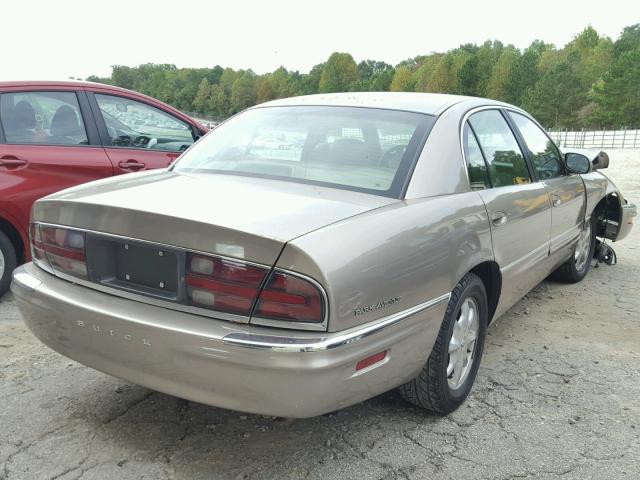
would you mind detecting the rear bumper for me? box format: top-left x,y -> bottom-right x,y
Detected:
12,263 -> 448,418
616,202 -> 636,242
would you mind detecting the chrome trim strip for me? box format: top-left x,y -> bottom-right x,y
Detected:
222,292 -> 451,352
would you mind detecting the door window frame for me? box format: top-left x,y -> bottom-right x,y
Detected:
503,109 -> 567,179
461,106 -> 536,188
0,89 -> 101,147
462,121 -> 493,189
86,91 -> 198,150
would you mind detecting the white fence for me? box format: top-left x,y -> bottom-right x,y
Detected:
547,129 -> 640,149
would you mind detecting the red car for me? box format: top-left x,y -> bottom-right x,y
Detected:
0,81 -> 208,295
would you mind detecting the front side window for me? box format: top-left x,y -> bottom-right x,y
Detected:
468,110 -> 531,187
95,94 -> 194,152
463,123 -> 490,190
0,91 -> 88,145
173,106 -> 434,197
508,112 -> 563,180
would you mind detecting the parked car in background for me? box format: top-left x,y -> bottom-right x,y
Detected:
12,93 -> 636,417
0,81 -> 208,295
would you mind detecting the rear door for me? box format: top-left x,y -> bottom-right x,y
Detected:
0,88 -> 112,238
87,92 -> 198,174
464,109 -> 552,311
506,111 -> 585,255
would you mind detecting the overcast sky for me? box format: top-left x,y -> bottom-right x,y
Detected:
2,0 -> 638,81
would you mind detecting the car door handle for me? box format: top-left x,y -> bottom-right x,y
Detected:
118,160 -> 146,171
551,195 -> 561,207
0,156 -> 28,169
491,211 -> 508,227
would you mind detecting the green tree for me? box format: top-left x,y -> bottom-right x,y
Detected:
319,53 -> 359,93
356,60 -> 395,91
522,61 -> 583,127
505,41 -> 548,104
591,24 -> 640,127
390,66 -> 415,92
193,78 -> 211,114
230,71 -> 257,113
86,24 -> 639,127
486,46 -> 519,101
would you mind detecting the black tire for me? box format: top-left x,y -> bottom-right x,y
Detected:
551,216 -> 596,284
399,272 -> 488,414
0,230 -> 18,297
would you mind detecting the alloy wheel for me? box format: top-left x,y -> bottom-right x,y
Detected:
0,248 -> 5,281
574,219 -> 592,271
447,297 -> 479,390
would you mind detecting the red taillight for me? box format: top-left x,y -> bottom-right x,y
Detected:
185,253 -> 268,316
254,271 -> 324,323
30,223 -> 87,278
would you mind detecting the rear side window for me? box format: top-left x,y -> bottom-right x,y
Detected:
0,91 -> 88,145
463,124 -> 490,190
468,110 -> 531,187
94,94 -> 195,152
508,112 -> 564,180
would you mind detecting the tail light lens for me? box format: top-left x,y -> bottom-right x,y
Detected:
185,253 -> 268,316
255,271 -> 324,323
186,253 -> 325,323
30,223 -> 87,278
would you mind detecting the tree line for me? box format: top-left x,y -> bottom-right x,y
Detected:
86,24 -> 640,129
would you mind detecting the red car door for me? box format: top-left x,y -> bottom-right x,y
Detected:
87,90 -> 202,174
0,88 -> 113,254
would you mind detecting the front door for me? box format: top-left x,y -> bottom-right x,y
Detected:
465,109 -> 552,316
506,111 -> 586,256
89,93 -> 197,174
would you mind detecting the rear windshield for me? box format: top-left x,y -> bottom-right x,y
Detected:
173,106 -> 434,198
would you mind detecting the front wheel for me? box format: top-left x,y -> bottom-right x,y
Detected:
551,217 -> 596,283
399,272 -> 488,414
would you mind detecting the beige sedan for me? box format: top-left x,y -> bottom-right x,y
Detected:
12,93 -> 636,417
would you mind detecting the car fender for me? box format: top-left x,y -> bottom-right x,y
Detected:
276,192 -> 493,333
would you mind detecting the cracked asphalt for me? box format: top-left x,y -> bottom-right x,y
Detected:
1,151 -> 639,480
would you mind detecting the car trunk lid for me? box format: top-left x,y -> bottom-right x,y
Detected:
33,170 -> 396,265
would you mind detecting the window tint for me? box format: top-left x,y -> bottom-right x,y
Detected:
468,110 -> 530,187
95,94 -> 194,152
174,106 -> 434,197
509,112 -> 563,180
0,91 -> 88,145
463,123 -> 490,190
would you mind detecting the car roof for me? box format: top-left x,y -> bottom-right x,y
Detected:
255,92 -> 511,116
0,79 -> 126,89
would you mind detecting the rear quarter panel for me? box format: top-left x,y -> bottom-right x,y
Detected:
277,192 -> 493,332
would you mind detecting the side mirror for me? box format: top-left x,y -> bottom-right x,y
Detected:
565,152 -> 591,174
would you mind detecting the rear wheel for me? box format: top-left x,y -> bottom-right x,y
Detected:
552,217 -> 596,283
399,273 -> 488,414
0,230 -> 18,297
